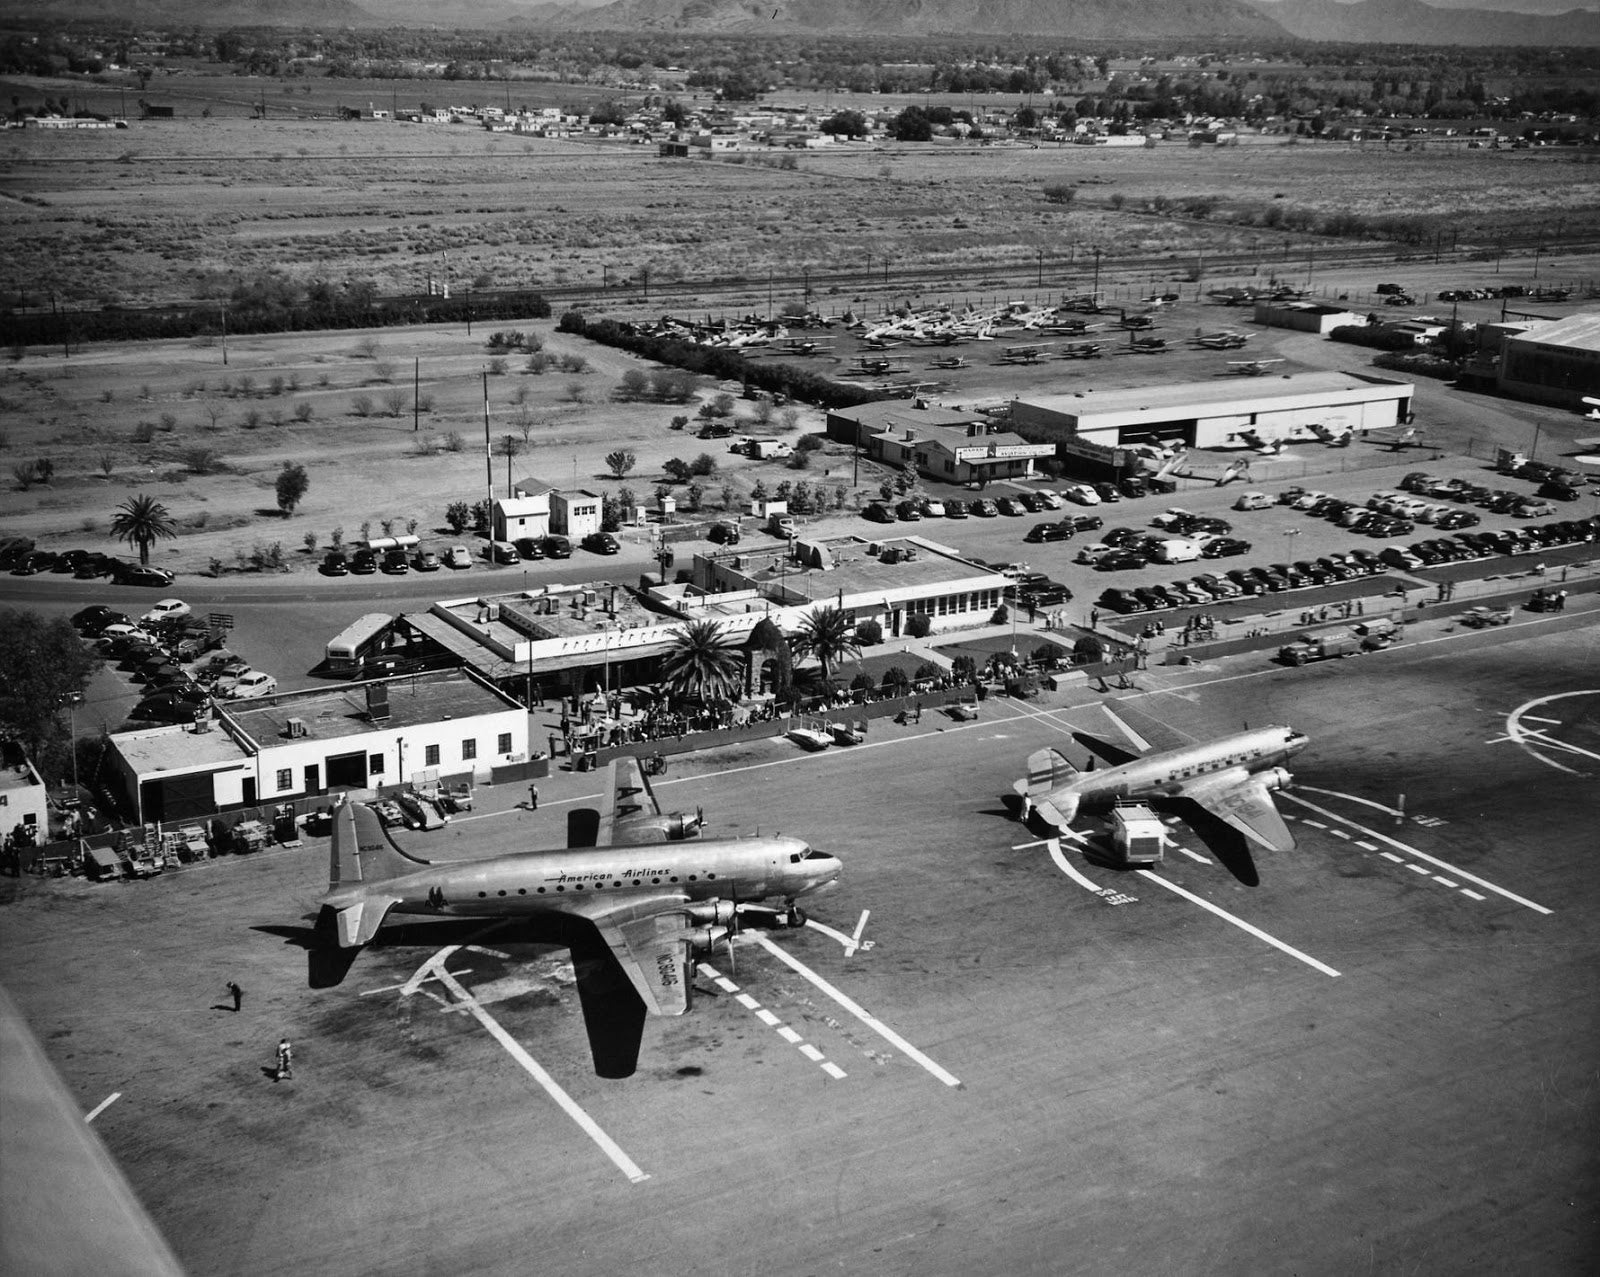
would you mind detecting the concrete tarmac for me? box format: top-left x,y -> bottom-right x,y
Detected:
1,621 -> 1597,1276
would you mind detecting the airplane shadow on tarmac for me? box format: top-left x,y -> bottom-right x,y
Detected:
254,913 -> 651,1078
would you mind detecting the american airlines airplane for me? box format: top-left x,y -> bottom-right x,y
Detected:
316,758 -> 841,1075
1015,713 -> 1308,857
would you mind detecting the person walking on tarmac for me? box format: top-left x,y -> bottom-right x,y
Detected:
275,1038 -> 293,1082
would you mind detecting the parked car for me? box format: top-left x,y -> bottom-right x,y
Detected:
1232,490 -> 1274,512
10,550 -> 57,576
1225,569 -> 1264,595
995,497 -> 1025,517
488,541 -> 521,564
1096,550 -> 1149,572
541,535 -> 572,559
1098,588 -> 1147,614
582,532 -> 621,555
919,498 -> 947,518
1118,477 -> 1148,499
321,552 -> 349,576
1348,549 -> 1385,574
1075,543 -> 1116,565
73,553 -> 113,579
895,499 -> 923,521
349,549 -> 378,575
943,499 -> 968,519
969,499 -> 998,518
141,598 -> 191,626
1200,538 -> 1251,559
1193,573 -> 1242,599
1314,557 -> 1356,581
72,605 -> 124,633
445,545 -> 474,569
1166,580 -> 1211,605
1092,482 -> 1122,503
863,503 -> 896,524
1062,484 -> 1101,506
707,523 -> 740,545
1133,586 -> 1173,611
1034,490 -> 1063,510
413,549 -> 443,571
381,549 -> 410,574
224,670 -> 278,700
49,549 -> 90,574
130,695 -> 205,723
1013,492 -> 1043,513
1379,546 -> 1423,571
1067,514 -> 1104,533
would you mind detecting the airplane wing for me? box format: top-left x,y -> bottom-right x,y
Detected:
595,756 -> 667,847
1174,771 -> 1297,853
565,893 -> 697,1016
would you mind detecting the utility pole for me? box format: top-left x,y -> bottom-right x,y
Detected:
482,371 -> 493,531
220,302 -> 228,366
412,357 -> 419,432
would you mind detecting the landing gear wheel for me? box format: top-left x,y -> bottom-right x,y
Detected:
784,905 -> 807,929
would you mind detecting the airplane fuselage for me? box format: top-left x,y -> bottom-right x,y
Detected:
1047,727 -> 1306,819
322,835 -> 838,923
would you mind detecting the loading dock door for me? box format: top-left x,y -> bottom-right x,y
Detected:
140,772 -> 220,824
325,750 -> 367,790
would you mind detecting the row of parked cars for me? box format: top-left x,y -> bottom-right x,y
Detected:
863,475 -> 1180,526
2,539 -> 173,587
1096,516 -> 1600,615
1275,484 -> 1484,538
321,532 -> 619,577
71,601 -> 277,724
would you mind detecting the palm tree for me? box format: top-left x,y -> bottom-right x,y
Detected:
109,494 -> 177,565
791,605 -> 859,685
660,619 -> 744,705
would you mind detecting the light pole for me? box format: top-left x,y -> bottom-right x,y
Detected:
1282,527 -> 1301,568
1091,246 -> 1102,302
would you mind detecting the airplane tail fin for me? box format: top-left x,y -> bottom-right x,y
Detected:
328,796 -> 431,892
1017,747 -> 1077,798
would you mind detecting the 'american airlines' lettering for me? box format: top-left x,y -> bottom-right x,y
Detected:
546,867 -> 676,883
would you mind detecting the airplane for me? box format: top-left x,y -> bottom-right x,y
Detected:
1124,336 -> 1169,354
1193,330 -> 1250,350
851,355 -> 907,376
998,342 -> 1051,364
1580,396 -> 1600,422
1237,427 -> 1283,454
1015,711 -> 1309,885
1227,358 -> 1286,375
1116,311 -> 1157,331
1308,422 -> 1353,447
1060,342 -> 1104,360
1370,425 -> 1426,451
314,759 -> 842,1077
928,354 -> 970,369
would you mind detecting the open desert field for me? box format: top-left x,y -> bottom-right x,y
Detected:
4,72 -> 1600,311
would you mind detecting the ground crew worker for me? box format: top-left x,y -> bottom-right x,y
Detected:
226,981 -> 242,1013
527,784 -> 539,810
1019,795 -> 1033,824
275,1038 -> 293,1081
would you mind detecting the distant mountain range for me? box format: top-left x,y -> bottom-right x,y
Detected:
9,0 -> 1600,45
1251,0 -> 1600,44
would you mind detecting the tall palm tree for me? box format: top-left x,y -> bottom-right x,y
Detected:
791,605 -> 859,685
108,494 -> 177,566
660,619 -> 743,705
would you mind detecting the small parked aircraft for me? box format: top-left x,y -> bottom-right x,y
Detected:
1227,358 -> 1287,375
1193,330 -> 1250,350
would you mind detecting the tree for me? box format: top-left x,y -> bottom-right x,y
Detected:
791,605 -> 859,684
890,106 -> 933,142
661,619 -> 744,705
821,109 -> 868,138
445,501 -> 471,534
0,611 -> 101,777
109,494 -> 176,565
275,462 -> 309,515
606,449 -> 637,480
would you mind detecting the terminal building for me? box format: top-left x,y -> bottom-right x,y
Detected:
825,403 -> 1055,485
1010,371 -> 1414,456
107,669 -> 530,824
393,535 -> 1010,702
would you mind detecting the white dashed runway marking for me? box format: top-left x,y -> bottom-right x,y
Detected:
698,961 -> 845,1081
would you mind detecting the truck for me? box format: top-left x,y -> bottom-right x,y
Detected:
1278,628 -> 1363,665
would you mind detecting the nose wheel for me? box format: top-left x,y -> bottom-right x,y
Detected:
782,903 -> 807,929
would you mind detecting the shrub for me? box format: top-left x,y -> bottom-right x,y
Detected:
855,618 -> 883,645
487,357 -> 508,376
132,421 -> 156,443
351,394 -> 374,417
445,500 -> 471,533
303,530 -> 319,554
689,452 -> 719,478
443,431 -> 464,452
293,401 -> 314,422
906,613 -> 932,639
383,389 -> 408,417
1042,182 -> 1077,204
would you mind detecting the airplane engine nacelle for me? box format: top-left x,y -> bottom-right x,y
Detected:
1261,766 -> 1292,792
684,900 -> 737,927
631,810 -> 702,841
687,925 -> 730,954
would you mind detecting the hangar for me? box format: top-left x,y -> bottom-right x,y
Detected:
1496,312 -> 1600,409
825,403 -> 1054,484
1009,371 -> 1414,452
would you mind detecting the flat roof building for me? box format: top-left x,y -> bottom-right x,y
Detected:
1010,371 -> 1414,454
107,669 -> 529,824
826,403 -> 1054,484
1254,300 -> 1366,334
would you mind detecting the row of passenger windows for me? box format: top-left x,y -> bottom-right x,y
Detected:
475,872 -> 718,898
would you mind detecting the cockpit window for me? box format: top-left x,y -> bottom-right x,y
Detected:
789,853 -> 802,863
803,849 -> 831,861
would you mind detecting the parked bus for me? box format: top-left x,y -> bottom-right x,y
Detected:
324,613 -> 394,677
